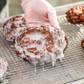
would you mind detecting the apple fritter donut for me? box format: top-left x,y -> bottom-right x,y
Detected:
0,58 -> 8,80
3,15 -> 28,41
66,5 -> 84,24
14,26 -> 68,65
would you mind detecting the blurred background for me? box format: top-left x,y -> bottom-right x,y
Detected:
0,0 -> 83,18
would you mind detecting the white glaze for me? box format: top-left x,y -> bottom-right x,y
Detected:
4,15 -> 28,41
0,58 -> 8,80
14,26 -> 67,65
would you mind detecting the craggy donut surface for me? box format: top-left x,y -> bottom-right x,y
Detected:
0,58 -> 8,80
3,15 -> 27,41
14,26 -> 68,65
66,5 -> 84,24
81,39 -> 84,49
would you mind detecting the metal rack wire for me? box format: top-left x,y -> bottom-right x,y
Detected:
0,15 -> 84,84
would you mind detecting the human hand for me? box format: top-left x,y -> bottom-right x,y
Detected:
20,0 -> 24,3
21,0 -> 60,29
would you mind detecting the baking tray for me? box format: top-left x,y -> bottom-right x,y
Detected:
0,1 -> 84,84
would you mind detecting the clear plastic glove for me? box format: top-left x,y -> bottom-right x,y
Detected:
21,0 -> 60,29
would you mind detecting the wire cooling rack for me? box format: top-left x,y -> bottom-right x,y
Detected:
0,14 -> 84,84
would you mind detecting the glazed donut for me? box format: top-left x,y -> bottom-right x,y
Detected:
14,26 -> 68,65
81,39 -> 84,49
66,5 -> 84,24
0,58 -> 8,80
3,15 -> 28,41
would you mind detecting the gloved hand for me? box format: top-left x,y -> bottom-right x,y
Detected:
21,0 -> 60,29
20,0 -> 24,3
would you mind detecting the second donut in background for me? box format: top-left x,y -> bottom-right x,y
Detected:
66,5 -> 84,24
